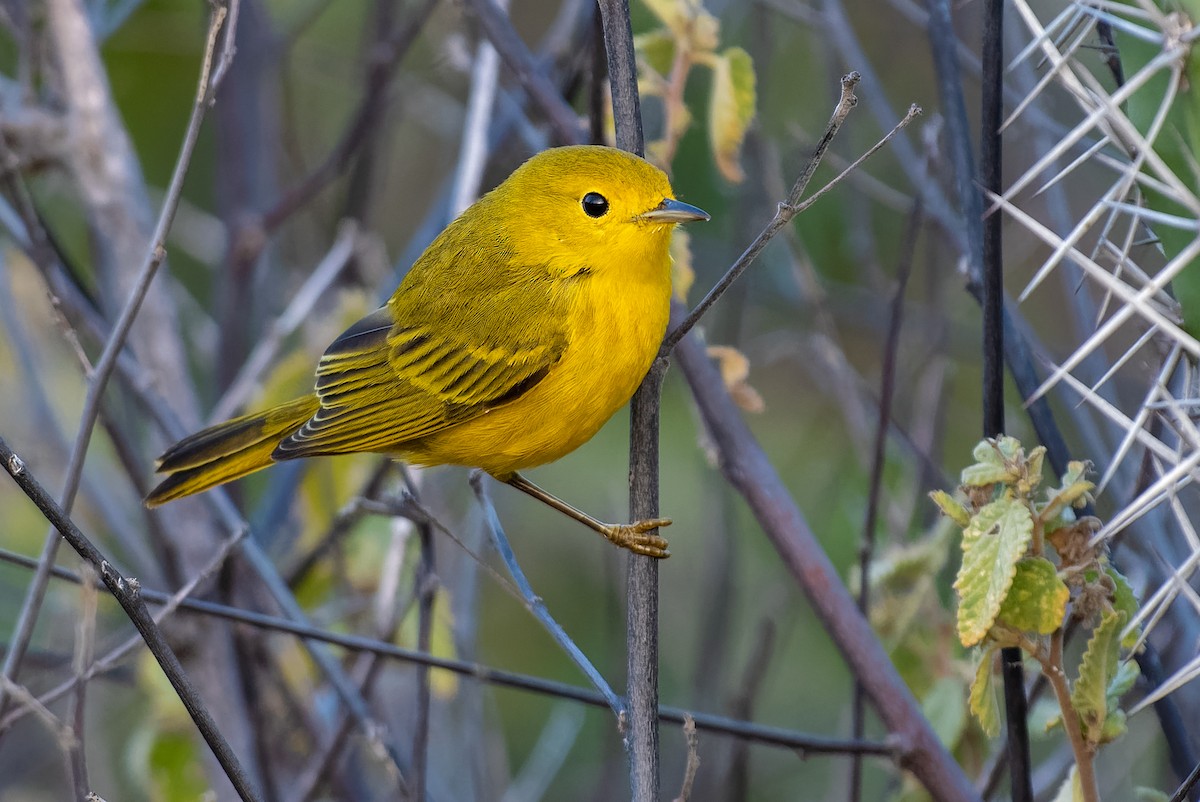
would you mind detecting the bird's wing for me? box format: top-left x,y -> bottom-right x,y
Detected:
275,284 -> 569,458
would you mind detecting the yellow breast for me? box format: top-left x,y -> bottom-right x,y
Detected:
403,261 -> 672,477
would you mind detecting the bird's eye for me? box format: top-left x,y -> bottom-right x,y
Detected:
581,192 -> 609,218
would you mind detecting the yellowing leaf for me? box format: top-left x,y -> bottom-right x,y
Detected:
1072,609 -> 1125,744
642,0 -> 719,49
969,647 -> 1000,737
930,489 -> 971,528
996,557 -> 1069,635
707,344 -> 764,413
708,47 -> 755,183
670,228 -> 695,301
954,497 -> 1034,647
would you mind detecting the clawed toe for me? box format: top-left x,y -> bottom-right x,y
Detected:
602,518 -> 672,558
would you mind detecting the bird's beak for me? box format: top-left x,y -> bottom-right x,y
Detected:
640,198 -> 710,223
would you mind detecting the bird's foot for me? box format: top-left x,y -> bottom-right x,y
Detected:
601,518 -> 672,558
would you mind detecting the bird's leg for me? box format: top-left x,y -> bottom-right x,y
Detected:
501,472 -> 671,558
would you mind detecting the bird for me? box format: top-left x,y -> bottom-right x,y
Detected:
145,145 -> 709,558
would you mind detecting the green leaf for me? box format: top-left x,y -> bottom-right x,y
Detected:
1106,566 -> 1142,649
954,498 -> 1034,647
1108,658 -> 1140,705
962,437 -> 1021,486
930,489 -> 971,528
922,677 -> 968,748
1098,706 -> 1128,744
708,46 -> 756,183
969,647 -> 1000,737
1135,787 -> 1171,802
997,557 -> 1069,634
1041,460 -> 1094,522
1072,609 -> 1126,744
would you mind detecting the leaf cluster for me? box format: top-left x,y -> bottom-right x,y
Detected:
932,436 -> 1140,751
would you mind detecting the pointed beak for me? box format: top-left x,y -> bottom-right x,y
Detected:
640,198 -> 710,224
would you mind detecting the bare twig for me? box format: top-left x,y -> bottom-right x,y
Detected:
850,189 -> 923,802
210,221 -> 359,423
261,0 -> 437,232
672,715 -> 700,802
663,83 -> 921,352
0,543 -> 899,759
412,511 -> 436,802
463,0 -> 584,144
470,473 -> 624,714
67,563 -> 99,801
450,0 -> 509,216
0,0 -> 237,717
673,327 -> 981,801
0,436 -> 263,802
593,3 -> 658,800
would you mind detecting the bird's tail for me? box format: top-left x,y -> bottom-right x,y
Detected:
144,395 -> 321,507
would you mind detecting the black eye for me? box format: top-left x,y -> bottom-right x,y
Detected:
581,192 -> 609,218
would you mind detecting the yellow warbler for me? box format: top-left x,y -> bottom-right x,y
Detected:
146,145 -> 708,557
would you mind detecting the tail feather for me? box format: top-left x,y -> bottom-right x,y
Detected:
145,395 -> 321,507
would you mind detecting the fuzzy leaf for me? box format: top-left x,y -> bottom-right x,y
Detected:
930,490 -> 971,528
969,647 -> 1000,737
1106,566 -> 1142,649
1072,609 -> 1125,744
1107,659 -> 1140,710
708,46 -> 755,183
997,557 -> 1069,635
961,437 -> 1021,486
1041,460 -> 1094,522
954,498 -> 1034,647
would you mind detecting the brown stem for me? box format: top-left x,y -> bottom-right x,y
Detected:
1043,629 -> 1099,802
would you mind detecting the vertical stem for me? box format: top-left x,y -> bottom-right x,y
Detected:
595,1 -> 656,798
979,1 -> 1033,798
1045,631 -> 1099,802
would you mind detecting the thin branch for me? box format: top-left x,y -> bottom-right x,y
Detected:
672,324 -> 980,801
0,545 -> 898,759
67,564 -> 99,801
0,0 -> 237,717
671,715 -> 700,802
209,220 -> 359,423
260,0 -> 438,232
594,3 -> 656,800
0,436 -> 263,802
463,0 -> 584,145
663,86 -> 922,353
412,510 -> 436,802
470,472 -> 624,714
850,195 -> 922,802
450,0 -> 509,216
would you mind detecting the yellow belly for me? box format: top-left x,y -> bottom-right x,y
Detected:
402,270 -> 671,476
